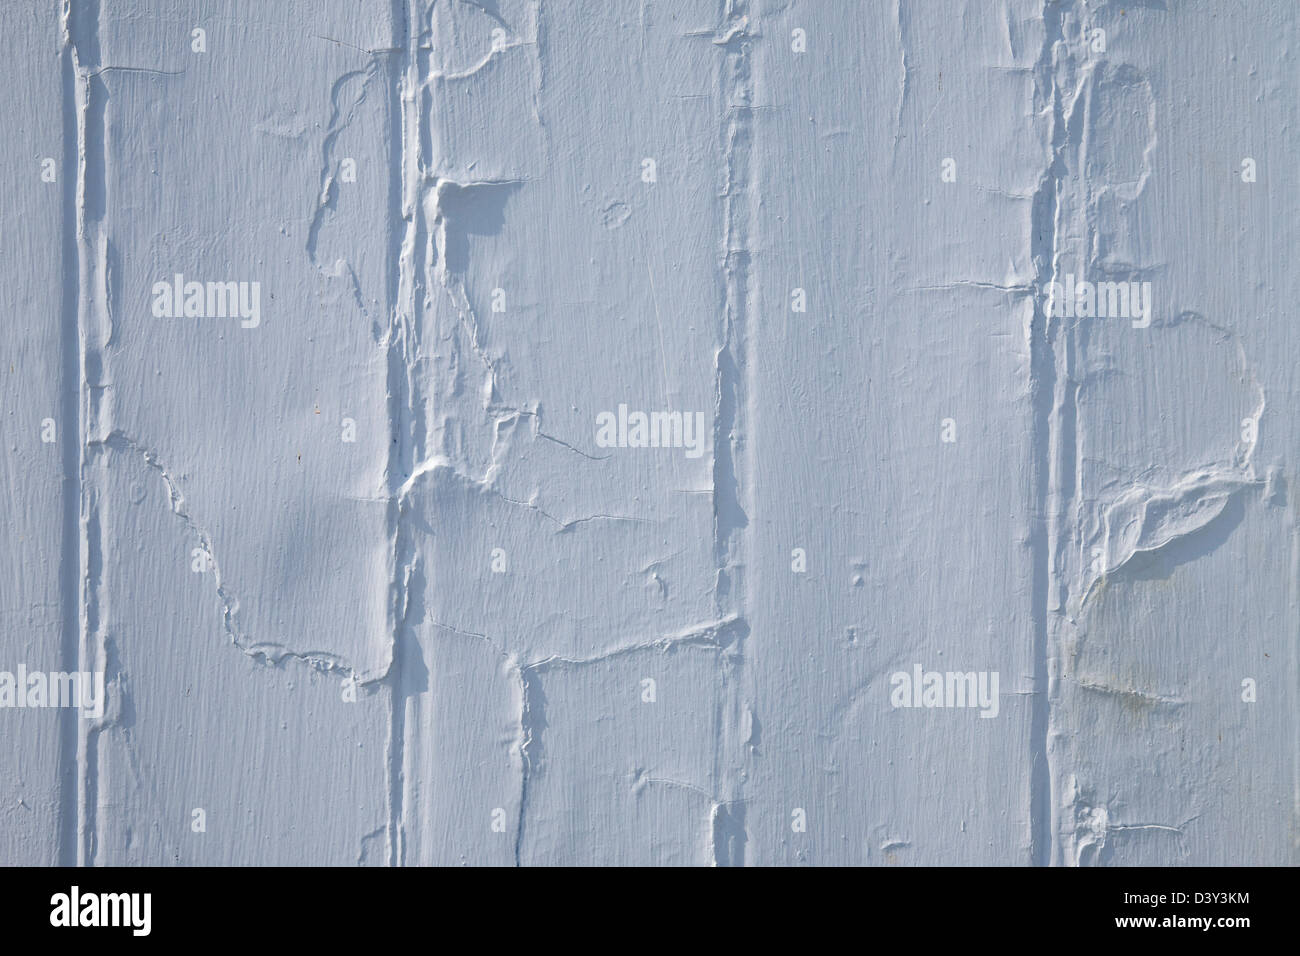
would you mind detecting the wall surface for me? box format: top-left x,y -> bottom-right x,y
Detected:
0,0 -> 1296,866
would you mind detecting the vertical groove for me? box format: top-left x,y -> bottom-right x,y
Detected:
58,0 -> 106,869
1028,0 -> 1062,868
383,0 -> 417,869
55,0 -> 85,868
72,0 -> 107,868
712,0 -> 755,866
1029,0 -> 1077,867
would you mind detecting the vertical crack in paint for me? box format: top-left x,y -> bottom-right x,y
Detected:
1027,0 -> 1070,868
513,663 -> 542,866
60,0 -> 109,870
383,0 -> 421,869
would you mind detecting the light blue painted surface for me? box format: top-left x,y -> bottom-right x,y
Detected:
0,0 -> 1295,866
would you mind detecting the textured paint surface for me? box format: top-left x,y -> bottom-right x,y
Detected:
0,0 -> 1296,866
